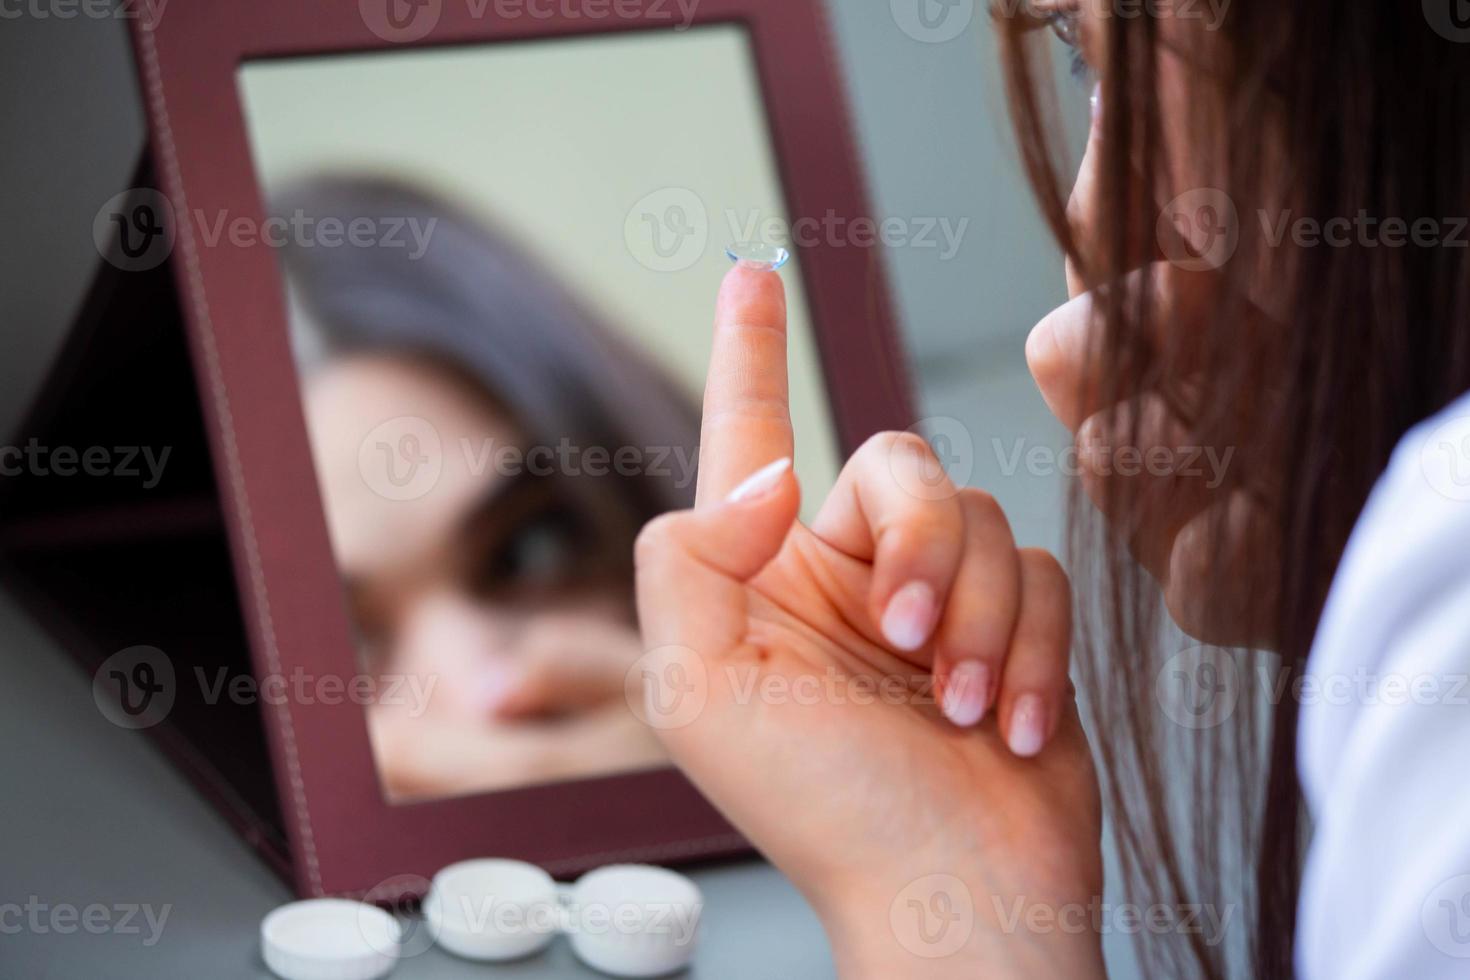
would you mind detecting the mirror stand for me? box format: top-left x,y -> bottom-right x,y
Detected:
0,153 -> 291,878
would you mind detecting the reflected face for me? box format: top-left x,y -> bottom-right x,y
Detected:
302,353 -> 663,799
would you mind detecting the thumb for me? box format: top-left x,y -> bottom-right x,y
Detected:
635,457 -> 799,655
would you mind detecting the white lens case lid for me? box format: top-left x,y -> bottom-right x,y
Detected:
260,898 -> 401,980
421,857 -> 702,977
565,864 -> 703,978
425,858 -> 560,962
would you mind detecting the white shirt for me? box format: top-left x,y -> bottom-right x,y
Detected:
1297,391 -> 1470,976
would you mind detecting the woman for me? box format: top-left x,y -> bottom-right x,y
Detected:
635,2 -> 1470,977
277,176 -> 701,801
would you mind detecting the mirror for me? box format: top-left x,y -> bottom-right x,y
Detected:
236,25 -> 841,804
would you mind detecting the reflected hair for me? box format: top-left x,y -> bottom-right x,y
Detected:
272,175 -> 701,572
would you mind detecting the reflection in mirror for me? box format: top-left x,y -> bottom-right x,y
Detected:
238,26 -> 839,804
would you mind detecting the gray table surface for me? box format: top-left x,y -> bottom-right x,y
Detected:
0,590 -> 836,979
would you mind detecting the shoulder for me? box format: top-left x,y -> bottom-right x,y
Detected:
1296,391 -> 1470,976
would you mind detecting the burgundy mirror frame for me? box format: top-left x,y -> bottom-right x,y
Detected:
128,0 -> 914,898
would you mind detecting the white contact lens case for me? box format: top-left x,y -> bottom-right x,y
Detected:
427,858 -> 702,977
425,858 -> 560,961
260,898 -> 401,980
565,864 -> 704,978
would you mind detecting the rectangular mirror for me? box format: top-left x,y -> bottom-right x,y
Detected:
237,26 -> 843,804
98,0 -> 915,896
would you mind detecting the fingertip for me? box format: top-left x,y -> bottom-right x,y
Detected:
724,456 -> 796,505
880,580 -> 940,652
718,263 -> 787,324
938,658 -> 993,728
1004,693 -> 1050,758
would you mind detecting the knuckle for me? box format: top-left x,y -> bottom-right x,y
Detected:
888,430 -> 935,462
854,429 -> 902,460
879,510 -> 959,552
958,487 -> 1004,525
1018,547 -> 1071,595
634,512 -> 682,568
863,430 -> 944,480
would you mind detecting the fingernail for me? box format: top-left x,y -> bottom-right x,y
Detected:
1090,83 -> 1101,123
1008,694 -> 1048,757
727,457 -> 792,503
881,581 -> 939,652
941,660 -> 991,727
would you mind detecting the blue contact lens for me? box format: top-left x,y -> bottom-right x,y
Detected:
725,242 -> 791,271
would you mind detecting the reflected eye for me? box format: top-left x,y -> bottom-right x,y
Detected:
476,506 -> 585,593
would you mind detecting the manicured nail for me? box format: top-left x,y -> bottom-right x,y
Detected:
1008,694 -> 1048,757
727,457 -> 792,503
941,660 -> 991,727
881,581 -> 939,652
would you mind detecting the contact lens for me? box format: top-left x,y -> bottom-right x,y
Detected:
725,242 -> 791,271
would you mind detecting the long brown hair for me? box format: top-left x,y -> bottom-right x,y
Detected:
996,2 -> 1470,975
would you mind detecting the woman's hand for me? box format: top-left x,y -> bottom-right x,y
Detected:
634,266 -> 1104,978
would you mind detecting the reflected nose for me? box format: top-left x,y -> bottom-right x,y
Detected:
390,588 -> 524,719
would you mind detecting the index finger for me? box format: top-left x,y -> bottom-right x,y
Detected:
695,264 -> 794,506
